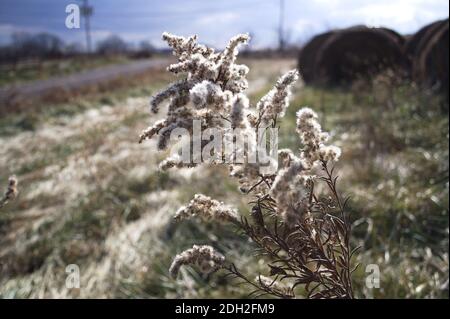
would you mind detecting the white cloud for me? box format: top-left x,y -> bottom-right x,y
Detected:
195,12 -> 239,26
325,0 -> 448,33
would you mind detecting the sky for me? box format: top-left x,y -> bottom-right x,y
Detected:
0,0 -> 448,49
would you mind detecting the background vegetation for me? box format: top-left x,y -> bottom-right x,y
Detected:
0,58 -> 447,298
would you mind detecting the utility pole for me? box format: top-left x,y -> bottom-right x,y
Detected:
278,0 -> 285,51
80,0 -> 93,53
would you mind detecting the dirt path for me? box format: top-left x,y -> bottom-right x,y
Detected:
0,58 -> 170,102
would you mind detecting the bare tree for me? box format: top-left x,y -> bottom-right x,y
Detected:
97,35 -> 128,55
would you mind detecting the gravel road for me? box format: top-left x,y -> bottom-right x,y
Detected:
0,58 -> 170,102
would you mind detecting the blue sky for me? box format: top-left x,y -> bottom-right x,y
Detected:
0,0 -> 448,49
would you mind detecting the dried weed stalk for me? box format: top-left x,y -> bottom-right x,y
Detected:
140,33 -> 358,299
0,176 -> 18,209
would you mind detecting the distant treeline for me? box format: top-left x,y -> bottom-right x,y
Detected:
0,32 -> 166,64
0,31 -> 302,65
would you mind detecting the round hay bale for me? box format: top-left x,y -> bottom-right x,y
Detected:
348,25 -> 405,46
298,31 -> 335,83
313,26 -> 406,85
414,20 -> 449,99
405,19 -> 447,61
379,27 -> 405,47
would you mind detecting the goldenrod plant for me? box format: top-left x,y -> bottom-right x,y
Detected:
140,33 -> 357,299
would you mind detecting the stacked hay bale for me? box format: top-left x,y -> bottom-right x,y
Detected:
298,26 -> 406,85
405,19 -> 449,100
405,19 -> 447,64
298,31 -> 335,83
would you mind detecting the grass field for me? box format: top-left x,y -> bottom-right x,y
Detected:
0,58 -> 448,298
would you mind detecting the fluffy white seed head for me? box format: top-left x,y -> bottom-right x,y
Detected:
231,94 -> 250,129
159,153 -> 197,171
296,107 -> 341,167
256,275 -> 293,296
270,159 -> 313,224
257,70 -> 299,125
169,245 -> 225,278
174,194 -> 239,224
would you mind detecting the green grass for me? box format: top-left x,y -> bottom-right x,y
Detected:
283,83 -> 449,298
